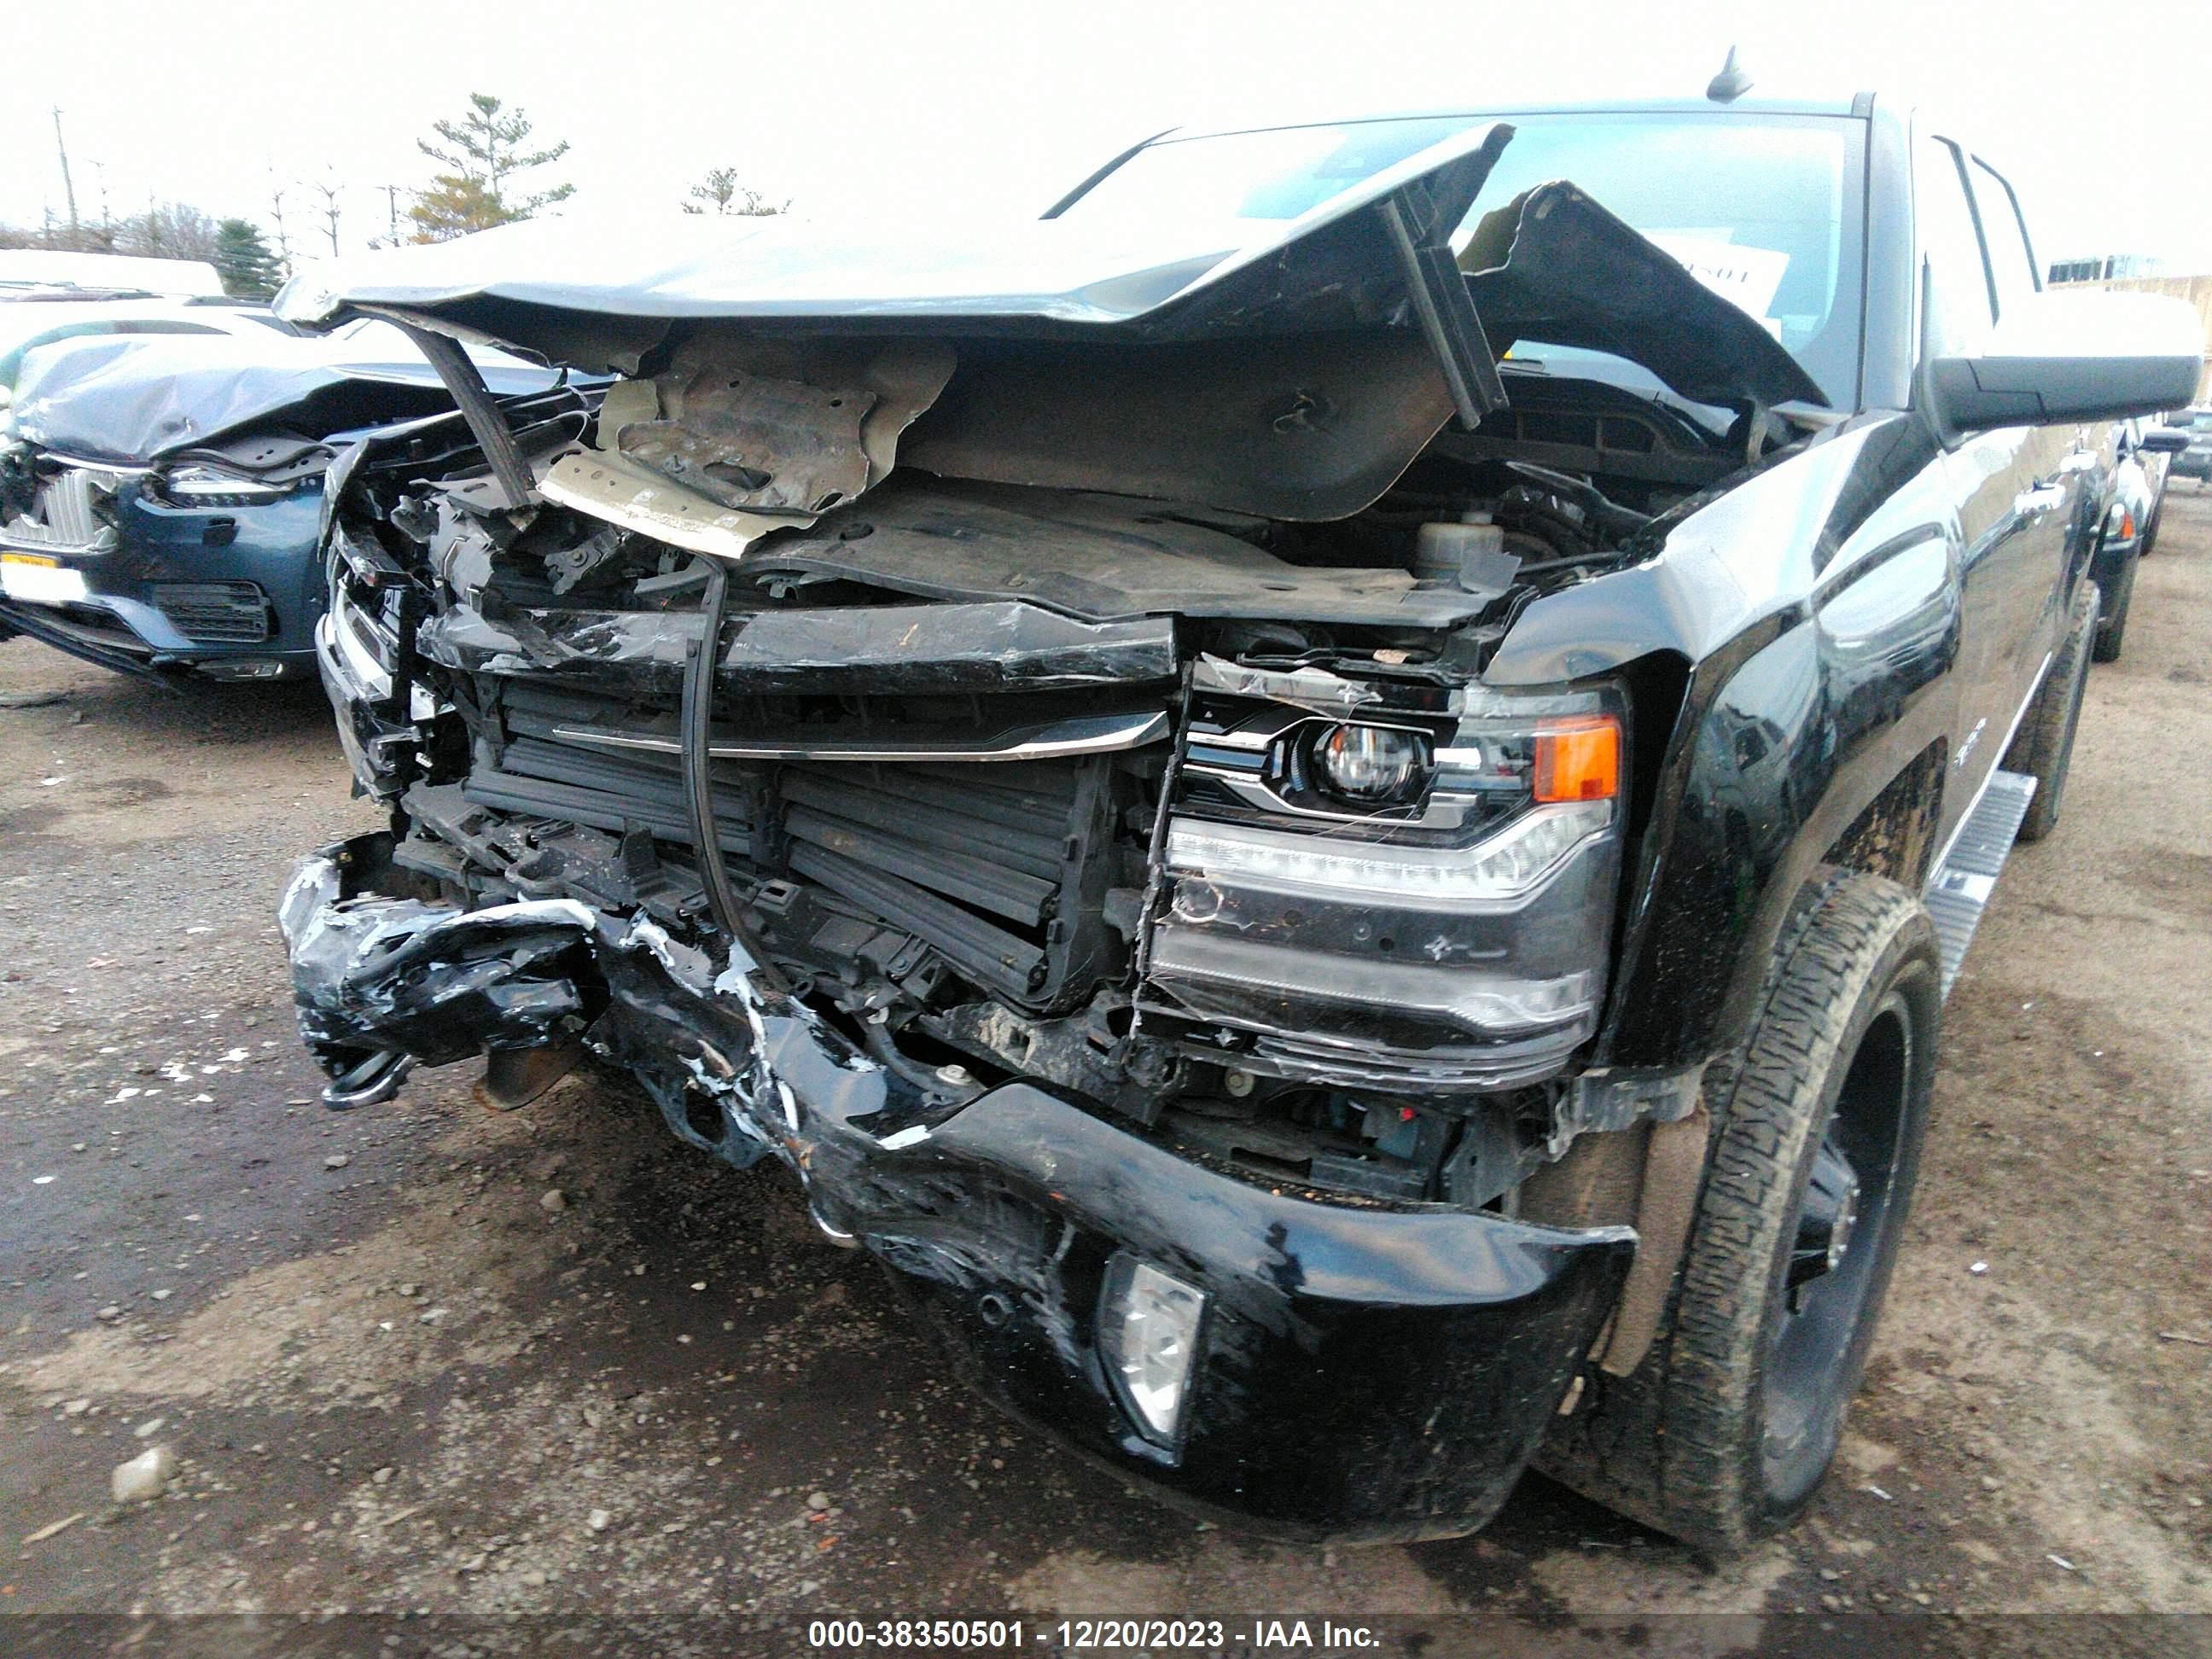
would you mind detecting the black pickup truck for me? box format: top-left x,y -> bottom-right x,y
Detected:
272,96 -> 2199,1549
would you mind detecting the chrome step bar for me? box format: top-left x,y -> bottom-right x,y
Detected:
1924,767 -> 2037,998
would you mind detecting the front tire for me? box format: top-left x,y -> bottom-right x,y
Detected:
1539,870 -> 1941,1551
2092,549 -> 2137,664
2005,581 -> 2098,841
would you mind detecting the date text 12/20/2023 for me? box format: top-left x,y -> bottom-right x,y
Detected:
807,1620 -> 1383,1650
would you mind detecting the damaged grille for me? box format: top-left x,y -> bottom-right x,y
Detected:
3,467 -> 122,556
460,679 -> 1140,1012
154,580 -> 274,643
783,758 -> 1098,1004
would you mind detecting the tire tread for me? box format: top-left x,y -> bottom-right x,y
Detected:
1538,869 -> 1939,1550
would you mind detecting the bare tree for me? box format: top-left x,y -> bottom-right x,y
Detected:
267,172 -> 293,277
682,166 -> 788,218
311,172 -> 344,258
115,201 -> 223,263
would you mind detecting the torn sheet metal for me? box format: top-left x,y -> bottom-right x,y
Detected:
609,337 -> 957,515
533,338 -> 955,553
415,597 -> 1179,696
621,370 -> 871,511
535,451 -> 795,559
1461,182 -> 1828,410
280,850 -> 597,1073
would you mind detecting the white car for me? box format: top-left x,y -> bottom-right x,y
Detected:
0,251 -> 226,297
0,299 -> 295,405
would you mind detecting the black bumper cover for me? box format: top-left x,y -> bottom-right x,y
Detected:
279,832 -> 1634,1541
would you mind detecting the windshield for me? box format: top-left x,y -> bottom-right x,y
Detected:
1058,111 -> 1867,410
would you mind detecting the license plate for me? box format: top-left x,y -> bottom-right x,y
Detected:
0,551 -> 90,605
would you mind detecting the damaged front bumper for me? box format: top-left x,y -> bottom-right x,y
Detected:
280,831 -> 1634,1540
0,469 -> 324,681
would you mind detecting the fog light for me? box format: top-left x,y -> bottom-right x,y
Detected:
1098,1255 -> 1207,1447
1314,723 -> 1430,803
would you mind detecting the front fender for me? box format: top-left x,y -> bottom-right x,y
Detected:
1488,414 -> 1964,1068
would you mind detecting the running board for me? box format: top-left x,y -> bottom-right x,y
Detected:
1924,768 -> 2038,998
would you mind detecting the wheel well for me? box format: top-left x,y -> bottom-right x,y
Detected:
1820,741 -> 1947,888
1616,649 -> 1693,841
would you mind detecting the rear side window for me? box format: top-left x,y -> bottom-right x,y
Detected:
1966,160 -> 2039,320
1916,137 -> 1992,357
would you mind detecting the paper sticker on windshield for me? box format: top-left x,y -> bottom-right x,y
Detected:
1646,235 -> 1790,323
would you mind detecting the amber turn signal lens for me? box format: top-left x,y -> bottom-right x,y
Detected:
1534,716 -> 1621,802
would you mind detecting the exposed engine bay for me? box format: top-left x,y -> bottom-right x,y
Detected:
310,318 -> 1784,1213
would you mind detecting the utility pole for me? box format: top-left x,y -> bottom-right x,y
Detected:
381,183 -> 402,247
52,107 -> 79,243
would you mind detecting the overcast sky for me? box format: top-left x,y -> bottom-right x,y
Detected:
8,0 -> 2209,273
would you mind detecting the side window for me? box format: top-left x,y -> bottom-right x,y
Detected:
1967,159 -> 2039,320
1916,136 -> 1991,357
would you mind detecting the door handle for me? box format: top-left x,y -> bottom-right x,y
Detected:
2012,484 -> 2066,516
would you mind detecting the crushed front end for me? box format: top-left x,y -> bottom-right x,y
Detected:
0,435 -> 329,680
284,457 -> 1640,1534
271,137 -> 1823,1535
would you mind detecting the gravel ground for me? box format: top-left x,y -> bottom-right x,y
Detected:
3,494 -> 2209,1656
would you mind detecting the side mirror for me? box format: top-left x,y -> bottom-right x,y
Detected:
2139,425 -> 2192,454
1924,290 -> 2203,439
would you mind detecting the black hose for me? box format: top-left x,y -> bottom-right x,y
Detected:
681,562 -> 786,992
859,1018 -> 981,1104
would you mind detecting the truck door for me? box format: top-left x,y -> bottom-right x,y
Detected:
1964,154 -> 2091,719
1918,134 -> 2032,834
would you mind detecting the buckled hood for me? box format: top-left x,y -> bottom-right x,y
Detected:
274,124 -> 1825,522
7,323 -> 564,465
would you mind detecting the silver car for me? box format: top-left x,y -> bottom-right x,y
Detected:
2165,406 -> 2212,486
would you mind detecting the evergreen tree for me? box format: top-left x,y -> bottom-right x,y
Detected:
408,93 -> 574,242
212,218 -> 282,298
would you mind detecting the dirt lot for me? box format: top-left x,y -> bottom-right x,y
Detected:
3,494 -> 2210,1656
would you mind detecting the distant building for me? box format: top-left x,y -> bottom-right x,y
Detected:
2048,253 -> 2166,285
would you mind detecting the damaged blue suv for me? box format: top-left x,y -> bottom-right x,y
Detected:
0,324 -> 562,682
271,97 -> 2197,1547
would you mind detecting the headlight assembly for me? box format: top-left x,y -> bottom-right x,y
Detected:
1312,723 -> 1433,805
154,466 -> 298,507
1166,798 -> 1612,909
